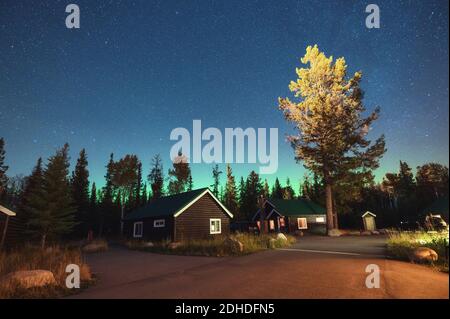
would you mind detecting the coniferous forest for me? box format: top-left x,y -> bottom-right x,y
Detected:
0,136 -> 448,246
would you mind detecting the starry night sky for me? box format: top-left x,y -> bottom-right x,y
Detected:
0,0 -> 448,190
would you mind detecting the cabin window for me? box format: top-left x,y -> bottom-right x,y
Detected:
133,222 -> 143,238
315,217 -> 325,223
210,218 -> 221,234
297,218 -> 308,230
153,219 -> 165,228
269,220 -> 275,230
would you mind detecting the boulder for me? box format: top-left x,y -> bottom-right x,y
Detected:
1,270 -> 56,289
378,229 -> 388,235
348,230 -> 361,236
143,241 -> 154,248
276,233 -> 288,241
410,247 -> 438,263
361,230 -> 372,236
223,237 -> 244,254
371,230 -> 380,235
328,229 -> 342,237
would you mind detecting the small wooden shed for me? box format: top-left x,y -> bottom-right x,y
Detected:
362,211 -> 377,231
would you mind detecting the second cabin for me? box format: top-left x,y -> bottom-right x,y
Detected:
253,198 -> 327,235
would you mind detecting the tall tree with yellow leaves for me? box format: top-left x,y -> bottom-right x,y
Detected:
278,45 -> 386,233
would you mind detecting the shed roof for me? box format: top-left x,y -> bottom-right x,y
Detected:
267,198 -> 326,216
0,205 -> 16,217
124,188 -> 233,220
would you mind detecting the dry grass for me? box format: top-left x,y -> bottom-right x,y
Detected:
0,245 -> 93,298
125,233 -> 297,257
81,239 -> 109,253
387,230 -> 449,272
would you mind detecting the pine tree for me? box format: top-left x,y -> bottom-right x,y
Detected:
110,154 -> 140,235
211,164 -> 222,197
271,178 -> 283,199
278,45 -> 386,231
0,138 -> 8,201
71,149 -> 90,237
19,158 -> 45,230
238,176 -> 246,220
27,144 -> 76,248
224,164 -> 238,217
141,183 -> 148,205
283,178 -> 295,199
168,150 -> 191,195
100,153 -> 115,237
89,182 -> 97,235
241,171 -> 262,220
134,161 -> 143,208
416,163 -> 449,202
148,154 -> 164,200
262,179 -> 270,199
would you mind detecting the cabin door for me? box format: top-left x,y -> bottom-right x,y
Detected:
365,216 -> 376,231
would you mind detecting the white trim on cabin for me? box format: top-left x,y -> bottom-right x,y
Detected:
0,205 -> 16,217
209,218 -> 222,234
362,211 -> 377,218
266,208 -> 283,219
153,219 -> 165,228
173,189 -> 234,218
133,221 -> 143,238
297,217 -> 308,230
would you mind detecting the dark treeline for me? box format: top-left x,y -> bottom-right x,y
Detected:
0,137 -> 448,247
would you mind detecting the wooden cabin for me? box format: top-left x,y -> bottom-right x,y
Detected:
253,199 -> 327,235
123,188 -> 233,242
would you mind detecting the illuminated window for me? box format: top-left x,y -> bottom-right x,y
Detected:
269,220 -> 275,230
297,218 -> 308,230
153,219 -> 165,228
133,222 -> 143,238
210,218 -> 222,234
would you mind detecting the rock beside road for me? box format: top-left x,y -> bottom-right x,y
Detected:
328,229 -> 343,237
410,247 -> 438,263
0,270 -> 56,289
224,237 -> 244,254
276,233 -> 288,241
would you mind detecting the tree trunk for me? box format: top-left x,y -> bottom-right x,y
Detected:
120,204 -> 124,237
41,234 -> 47,250
325,183 -> 335,233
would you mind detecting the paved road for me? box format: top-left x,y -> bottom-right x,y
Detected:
72,236 -> 448,299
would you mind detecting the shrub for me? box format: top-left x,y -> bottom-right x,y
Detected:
0,245 -> 93,298
387,231 -> 449,272
126,233 -> 296,257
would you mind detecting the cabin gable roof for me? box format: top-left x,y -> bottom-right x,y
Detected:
124,188 -> 233,221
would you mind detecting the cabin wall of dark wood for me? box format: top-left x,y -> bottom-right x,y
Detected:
287,215 -> 327,235
175,193 -> 230,241
124,216 -> 174,241
0,215 -> 25,249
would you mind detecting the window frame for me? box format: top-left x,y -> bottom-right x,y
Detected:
297,217 -> 308,230
133,221 -> 143,238
209,218 -> 222,234
153,219 -> 165,228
